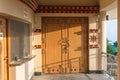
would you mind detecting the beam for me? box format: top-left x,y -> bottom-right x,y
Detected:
35,5 -> 99,14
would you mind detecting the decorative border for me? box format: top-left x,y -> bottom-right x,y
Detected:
34,29 -> 41,33
89,44 -> 99,48
89,29 -> 99,48
89,29 -> 98,33
19,0 -> 39,11
34,45 -> 41,49
35,6 -> 99,14
33,29 -> 41,49
19,0 -> 99,14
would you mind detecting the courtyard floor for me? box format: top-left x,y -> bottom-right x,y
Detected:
31,73 -> 110,80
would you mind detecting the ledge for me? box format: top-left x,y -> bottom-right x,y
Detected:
10,55 -> 36,67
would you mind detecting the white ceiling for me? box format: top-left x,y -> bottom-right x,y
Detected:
107,8 -> 117,20
38,0 -> 99,6
101,1 -> 117,20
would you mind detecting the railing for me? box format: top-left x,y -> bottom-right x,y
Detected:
106,53 -> 117,80
107,63 -> 117,76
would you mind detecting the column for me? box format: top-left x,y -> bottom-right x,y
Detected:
98,11 -> 107,71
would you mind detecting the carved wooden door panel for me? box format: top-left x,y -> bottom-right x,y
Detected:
42,17 -> 88,74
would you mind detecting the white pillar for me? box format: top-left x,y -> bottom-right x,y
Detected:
99,11 -> 107,71
101,14 -> 107,53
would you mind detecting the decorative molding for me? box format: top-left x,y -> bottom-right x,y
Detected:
35,6 -> 99,14
89,29 -> 99,48
19,0 -> 39,11
89,44 -> 99,48
34,29 -> 41,33
19,0 -> 99,14
33,45 -> 41,49
89,29 -> 98,33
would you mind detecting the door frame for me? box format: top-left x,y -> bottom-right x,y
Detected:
0,15 -> 10,80
41,17 -> 89,73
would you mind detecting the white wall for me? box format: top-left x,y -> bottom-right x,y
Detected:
89,15 -> 99,70
107,8 -> 117,20
34,13 -> 99,72
10,59 -> 34,80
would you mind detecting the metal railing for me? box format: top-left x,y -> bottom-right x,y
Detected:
106,53 -> 117,80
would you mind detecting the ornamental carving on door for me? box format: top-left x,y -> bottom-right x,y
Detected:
58,38 -> 69,53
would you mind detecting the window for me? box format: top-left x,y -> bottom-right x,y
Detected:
10,19 -> 30,61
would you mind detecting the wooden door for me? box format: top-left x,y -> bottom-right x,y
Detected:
0,17 -> 8,80
42,17 -> 88,74
42,18 -> 62,74
68,18 -> 88,73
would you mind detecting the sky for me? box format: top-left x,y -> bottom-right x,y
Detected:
106,19 -> 117,43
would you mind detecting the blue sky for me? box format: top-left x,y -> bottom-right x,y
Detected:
106,19 -> 117,43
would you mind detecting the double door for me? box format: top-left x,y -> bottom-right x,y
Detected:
42,17 -> 88,74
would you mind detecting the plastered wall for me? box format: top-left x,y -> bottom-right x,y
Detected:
10,59 -> 34,80
34,13 -> 99,72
